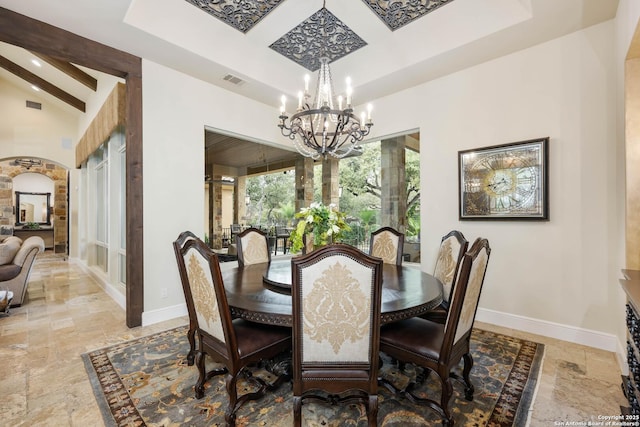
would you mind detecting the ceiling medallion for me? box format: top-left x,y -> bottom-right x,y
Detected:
362,0 -> 456,31
277,4 -> 373,159
269,7 -> 367,72
184,0 -> 285,33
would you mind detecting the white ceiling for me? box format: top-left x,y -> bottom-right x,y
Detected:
0,0 -> 619,115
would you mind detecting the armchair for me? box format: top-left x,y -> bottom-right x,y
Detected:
0,236 -> 45,307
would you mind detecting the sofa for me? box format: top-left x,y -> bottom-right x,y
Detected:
0,235 -> 45,307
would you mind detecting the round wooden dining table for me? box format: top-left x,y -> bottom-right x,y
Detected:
220,257 -> 443,327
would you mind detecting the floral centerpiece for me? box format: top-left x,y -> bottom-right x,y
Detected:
289,202 -> 350,253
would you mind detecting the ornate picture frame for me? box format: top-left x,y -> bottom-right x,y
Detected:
458,137 -> 549,220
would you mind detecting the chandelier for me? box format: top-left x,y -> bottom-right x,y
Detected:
277,6 -> 373,159
13,158 -> 42,169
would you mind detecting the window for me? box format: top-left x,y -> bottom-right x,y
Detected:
79,129 -> 127,291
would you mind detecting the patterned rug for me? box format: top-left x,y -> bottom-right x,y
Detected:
82,326 -> 544,426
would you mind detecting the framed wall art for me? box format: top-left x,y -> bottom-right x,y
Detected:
458,137 -> 549,220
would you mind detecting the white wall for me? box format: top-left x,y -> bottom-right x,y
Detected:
614,1 -> 640,358
362,21 -> 620,348
0,78 -> 77,166
141,59 -> 286,322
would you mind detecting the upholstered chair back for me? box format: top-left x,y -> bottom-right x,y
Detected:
444,238 -> 491,349
291,243 -> 383,426
236,227 -> 271,267
369,226 -> 404,265
173,231 -> 203,365
181,238 -> 230,345
433,230 -> 468,304
294,246 -> 381,364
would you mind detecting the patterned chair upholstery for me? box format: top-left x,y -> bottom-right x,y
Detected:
422,230 -> 469,323
236,227 -> 271,267
174,236 -> 291,426
369,226 -> 404,265
291,243 -> 383,427
379,238 -> 491,426
172,231 -> 200,366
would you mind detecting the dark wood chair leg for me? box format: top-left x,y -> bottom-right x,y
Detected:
186,327 -> 195,366
368,395 -> 378,427
293,396 -> 302,427
441,377 -> 454,426
194,350 -> 206,399
462,352 -> 475,401
225,372 -> 239,426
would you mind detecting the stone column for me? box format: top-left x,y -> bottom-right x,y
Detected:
235,175 -> 247,225
212,174 -> 223,249
322,157 -> 340,209
295,157 -> 314,212
0,175 -> 12,228
381,137 -> 407,232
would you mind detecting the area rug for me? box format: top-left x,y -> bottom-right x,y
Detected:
82,326 -> 544,426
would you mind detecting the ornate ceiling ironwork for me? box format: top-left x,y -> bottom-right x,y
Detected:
184,0 -> 285,33
269,7 -> 367,72
362,0 -> 456,31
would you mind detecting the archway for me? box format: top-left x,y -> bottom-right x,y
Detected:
0,157 -> 68,253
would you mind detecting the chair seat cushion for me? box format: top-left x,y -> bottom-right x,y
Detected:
380,317 -> 445,362
233,319 -> 291,358
0,263 -> 21,281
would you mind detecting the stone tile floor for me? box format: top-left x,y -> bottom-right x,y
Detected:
0,252 -> 629,426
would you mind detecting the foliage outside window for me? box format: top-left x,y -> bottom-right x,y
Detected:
244,140 -> 420,249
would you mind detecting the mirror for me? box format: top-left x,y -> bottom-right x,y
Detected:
15,191 -> 51,226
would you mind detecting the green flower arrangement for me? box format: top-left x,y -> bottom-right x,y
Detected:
289,202 -> 350,253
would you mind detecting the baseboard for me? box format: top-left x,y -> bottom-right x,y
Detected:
476,307 -> 620,352
142,303 -> 188,326
69,257 -> 126,310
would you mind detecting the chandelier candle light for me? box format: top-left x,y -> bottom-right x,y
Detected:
278,58 -> 373,159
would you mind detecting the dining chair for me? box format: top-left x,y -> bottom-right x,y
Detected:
369,226 -> 404,265
291,243 -> 383,427
274,225 -> 290,255
236,227 -> 271,267
379,237 -> 491,426
174,236 -> 292,426
172,230 -> 200,366
421,230 -> 469,324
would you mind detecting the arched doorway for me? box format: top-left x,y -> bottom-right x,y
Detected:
0,157 -> 69,254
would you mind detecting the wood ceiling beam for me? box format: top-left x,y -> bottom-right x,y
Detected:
31,52 -> 98,91
0,54 -> 85,112
0,8 -> 139,79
